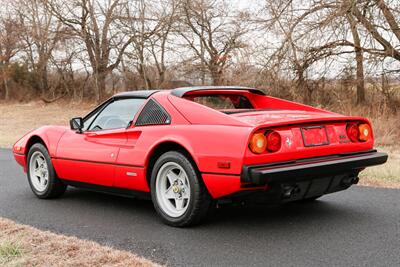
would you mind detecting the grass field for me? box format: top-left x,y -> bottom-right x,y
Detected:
0,101 -> 92,148
0,218 -> 157,267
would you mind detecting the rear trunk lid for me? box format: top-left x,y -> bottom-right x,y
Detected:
232,110 -> 375,166
229,109 -> 344,127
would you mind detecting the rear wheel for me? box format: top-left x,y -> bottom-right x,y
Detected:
150,151 -> 212,227
27,143 -> 66,199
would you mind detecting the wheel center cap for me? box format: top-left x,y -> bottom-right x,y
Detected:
172,185 -> 181,193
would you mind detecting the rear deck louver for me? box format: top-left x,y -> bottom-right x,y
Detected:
135,99 -> 170,126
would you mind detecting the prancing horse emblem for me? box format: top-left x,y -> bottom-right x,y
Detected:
286,137 -> 293,147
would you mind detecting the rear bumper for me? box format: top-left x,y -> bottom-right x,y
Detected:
241,150 -> 388,185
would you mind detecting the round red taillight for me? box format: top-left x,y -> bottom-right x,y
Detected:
347,123 -> 360,142
266,131 -> 281,152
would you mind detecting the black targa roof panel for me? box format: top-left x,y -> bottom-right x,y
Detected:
170,86 -> 266,97
113,90 -> 159,99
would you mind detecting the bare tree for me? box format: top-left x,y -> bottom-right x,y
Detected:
148,0 -> 179,87
262,0 -> 375,104
262,1 -> 344,103
179,0 -> 249,85
0,17 -> 22,100
47,0 -> 135,101
16,0 -> 63,98
119,0 -> 165,89
348,0 -> 400,61
0,0 -> 398,107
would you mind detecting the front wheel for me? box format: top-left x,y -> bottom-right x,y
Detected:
150,151 -> 212,227
27,143 -> 67,199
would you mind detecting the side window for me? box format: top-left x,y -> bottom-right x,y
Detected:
135,99 -> 171,126
83,109 -> 101,131
88,98 -> 145,131
185,95 -> 253,110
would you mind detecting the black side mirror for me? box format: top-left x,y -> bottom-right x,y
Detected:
70,117 -> 84,133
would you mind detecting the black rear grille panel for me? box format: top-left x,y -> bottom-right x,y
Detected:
135,99 -> 170,126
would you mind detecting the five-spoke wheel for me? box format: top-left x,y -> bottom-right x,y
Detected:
29,151 -> 49,193
27,143 -> 66,198
155,162 -> 191,218
151,151 -> 212,227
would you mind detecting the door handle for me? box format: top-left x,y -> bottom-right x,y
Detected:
85,132 -> 98,137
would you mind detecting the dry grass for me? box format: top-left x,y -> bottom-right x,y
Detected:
332,104 -> 399,147
0,218 -> 158,267
0,101 -> 93,148
359,146 -> 400,189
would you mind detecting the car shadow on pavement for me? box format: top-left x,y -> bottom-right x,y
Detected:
60,186 -> 367,230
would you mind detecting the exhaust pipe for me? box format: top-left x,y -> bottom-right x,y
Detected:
282,185 -> 300,199
341,175 -> 359,186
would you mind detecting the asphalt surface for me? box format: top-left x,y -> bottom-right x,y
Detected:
0,148 -> 399,266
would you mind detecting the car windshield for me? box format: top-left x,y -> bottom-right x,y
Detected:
184,94 -> 254,110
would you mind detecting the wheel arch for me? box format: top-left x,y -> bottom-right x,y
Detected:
145,141 -> 200,186
25,135 -> 48,156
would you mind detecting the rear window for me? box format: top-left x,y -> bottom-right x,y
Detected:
185,95 -> 253,110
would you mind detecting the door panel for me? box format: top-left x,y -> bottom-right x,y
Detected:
113,128 -> 149,191
114,166 -> 149,191
54,129 -> 127,186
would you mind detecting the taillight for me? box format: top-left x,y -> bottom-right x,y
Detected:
249,131 -> 281,154
347,123 -> 372,142
249,133 -> 267,154
266,131 -> 281,152
347,123 -> 360,142
358,124 -> 372,142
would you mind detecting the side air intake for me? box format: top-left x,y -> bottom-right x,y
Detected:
135,99 -> 170,126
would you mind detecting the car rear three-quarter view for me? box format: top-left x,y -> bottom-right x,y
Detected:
12,86 -> 388,227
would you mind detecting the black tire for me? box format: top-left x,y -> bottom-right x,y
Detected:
150,151 -> 212,227
27,143 -> 67,199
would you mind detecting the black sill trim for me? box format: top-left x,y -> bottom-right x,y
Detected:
52,157 -> 144,168
62,180 -> 150,200
171,86 -> 265,97
241,150 -> 388,185
201,171 -> 241,177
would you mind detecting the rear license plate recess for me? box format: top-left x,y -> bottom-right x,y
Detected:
300,125 -> 330,147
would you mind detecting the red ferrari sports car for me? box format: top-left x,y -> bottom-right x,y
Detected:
13,86 -> 388,226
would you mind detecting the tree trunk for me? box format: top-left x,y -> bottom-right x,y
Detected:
38,64 -> 49,97
355,48 -> 365,104
347,14 -> 365,104
3,79 -> 9,101
94,70 -> 107,102
296,68 -> 311,104
211,66 -> 223,85
2,67 -> 9,101
158,67 -> 166,87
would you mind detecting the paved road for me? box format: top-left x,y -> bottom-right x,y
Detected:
0,148 -> 399,266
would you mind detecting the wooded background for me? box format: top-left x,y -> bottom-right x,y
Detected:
0,0 -> 399,112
